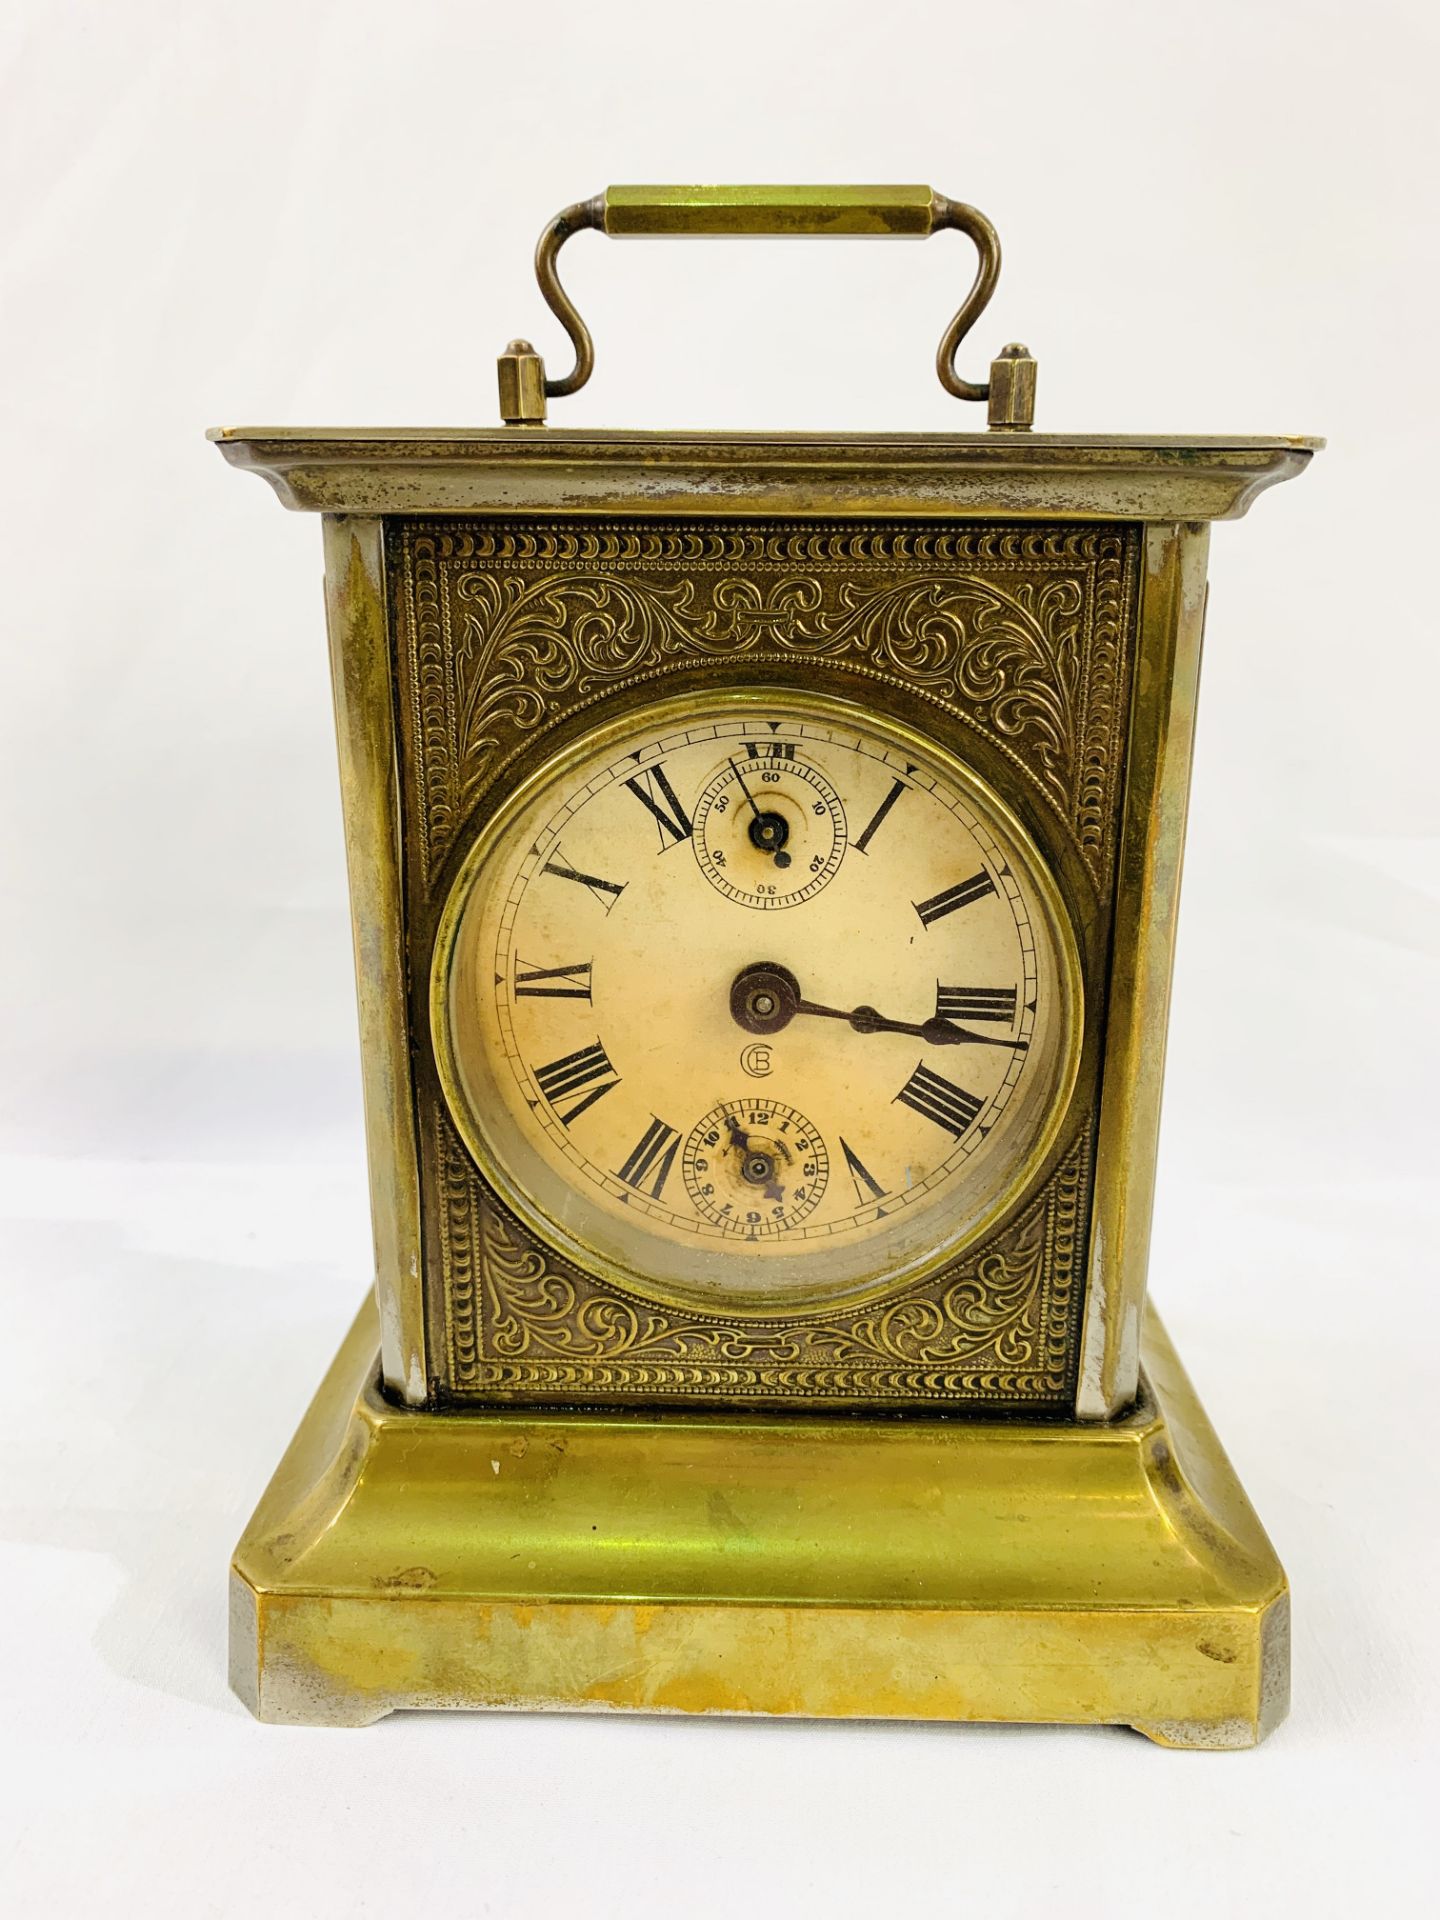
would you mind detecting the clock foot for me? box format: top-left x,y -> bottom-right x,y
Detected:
230,1295 -> 1289,1742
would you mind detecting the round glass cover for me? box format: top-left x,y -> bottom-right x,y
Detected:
432,688 -> 1081,1311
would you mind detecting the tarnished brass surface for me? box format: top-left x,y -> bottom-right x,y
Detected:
1077,524 -> 1212,1417
603,183 -> 940,234
517,185 -> 1002,411
209,428 -> 1317,521
394,517 -> 1133,1409
320,519 -> 427,1403
988,342 -> 1038,431
496,338 -> 547,428
231,1290 -> 1289,1745
207,438 -> 1315,1417
214,411 -> 1313,1736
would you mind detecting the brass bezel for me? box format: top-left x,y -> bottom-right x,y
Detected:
429,684 -> 1085,1321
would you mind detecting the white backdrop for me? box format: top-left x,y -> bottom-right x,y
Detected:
3,0 -> 1437,1913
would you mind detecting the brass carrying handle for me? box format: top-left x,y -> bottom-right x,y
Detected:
497,185 -> 1035,427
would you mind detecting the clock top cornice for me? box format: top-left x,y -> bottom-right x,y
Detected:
208,427 -> 1319,523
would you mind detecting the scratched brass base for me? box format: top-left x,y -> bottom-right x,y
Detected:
231,1297 -> 1288,1746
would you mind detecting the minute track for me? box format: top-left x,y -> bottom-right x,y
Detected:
441,688 -> 1077,1306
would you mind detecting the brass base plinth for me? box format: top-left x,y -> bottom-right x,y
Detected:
231,1298 -> 1288,1746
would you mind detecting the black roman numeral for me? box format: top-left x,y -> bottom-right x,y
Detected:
895,1063 -> 984,1140
542,845 -> 626,912
744,741 -> 796,760
533,1042 -> 620,1126
840,1137 -> 887,1206
514,958 -> 593,1001
623,762 -> 693,849
616,1116 -> 681,1199
852,778 -> 907,855
935,984 -> 1017,1024
914,870 -> 996,927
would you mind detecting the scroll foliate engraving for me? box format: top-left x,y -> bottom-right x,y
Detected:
400,522 -> 1135,890
397,518 -> 1136,1408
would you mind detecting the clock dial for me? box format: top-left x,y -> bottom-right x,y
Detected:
682,1098 -> 830,1234
434,690 -> 1081,1310
692,747 -> 847,909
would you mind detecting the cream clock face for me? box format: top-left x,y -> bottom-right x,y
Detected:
433,690 -> 1080,1310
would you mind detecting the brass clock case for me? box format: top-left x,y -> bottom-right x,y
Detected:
393,514 -> 1131,1409
213,180 -> 1318,1742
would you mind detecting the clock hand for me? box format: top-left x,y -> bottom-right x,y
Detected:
729,757 -> 765,827
730,962 -> 1027,1049
728,758 -> 793,869
802,999 -> 1028,1049
831,1004 -> 1026,1048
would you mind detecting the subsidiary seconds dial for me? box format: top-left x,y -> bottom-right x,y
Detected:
692,744 -> 847,908
433,689 -> 1081,1310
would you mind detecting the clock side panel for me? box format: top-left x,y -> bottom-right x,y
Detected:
319,514 -> 428,1403
387,516 -> 1141,1411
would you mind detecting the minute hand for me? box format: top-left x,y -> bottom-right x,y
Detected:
728,756 -> 765,825
794,997 -> 1028,1050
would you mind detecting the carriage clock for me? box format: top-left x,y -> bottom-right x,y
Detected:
214,186 -> 1317,1743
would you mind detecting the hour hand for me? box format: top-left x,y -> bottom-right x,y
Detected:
730,962 -> 1027,1049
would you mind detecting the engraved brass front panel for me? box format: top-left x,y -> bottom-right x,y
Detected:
391,518 -> 1140,1408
